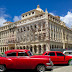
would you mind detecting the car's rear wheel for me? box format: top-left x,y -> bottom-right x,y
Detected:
69,59 -> 72,65
0,65 -> 6,72
36,65 -> 45,72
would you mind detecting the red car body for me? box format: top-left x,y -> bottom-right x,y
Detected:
42,51 -> 72,65
0,49 -> 53,71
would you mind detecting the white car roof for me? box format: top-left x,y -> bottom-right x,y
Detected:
63,50 -> 72,52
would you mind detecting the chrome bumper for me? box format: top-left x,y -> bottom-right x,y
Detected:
46,61 -> 53,69
46,65 -> 53,69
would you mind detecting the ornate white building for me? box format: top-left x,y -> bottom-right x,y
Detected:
0,5 -> 72,54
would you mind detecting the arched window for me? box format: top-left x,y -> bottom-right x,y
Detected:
24,27 -> 26,31
27,27 -> 29,31
26,46 -> 29,50
7,47 -> 8,51
31,25 -> 33,30
1,48 -> 2,52
34,45 -> 37,53
43,45 -> 46,52
30,46 -> 32,52
23,46 -> 25,49
18,29 -> 19,32
55,45 -> 56,48
5,47 -> 6,52
38,45 -> 41,53
50,45 -> 51,49
20,46 -> 22,49
21,28 -> 23,32
52,45 -> 54,49
17,47 -> 19,49
34,25 -> 37,28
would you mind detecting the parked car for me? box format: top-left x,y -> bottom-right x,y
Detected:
42,51 -> 72,65
0,49 -> 53,72
63,50 -> 72,56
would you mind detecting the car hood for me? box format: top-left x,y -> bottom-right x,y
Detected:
66,55 -> 72,59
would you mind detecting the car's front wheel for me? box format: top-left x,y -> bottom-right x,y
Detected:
68,59 -> 72,65
36,65 -> 45,72
0,65 -> 6,72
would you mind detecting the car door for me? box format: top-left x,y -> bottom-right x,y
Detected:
48,52 -> 57,64
56,52 -> 65,64
16,52 -> 31,69
6,52 -> 18,69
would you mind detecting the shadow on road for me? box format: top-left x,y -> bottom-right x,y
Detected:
54,64 -> 69,66
5,69 -> 52,72
5,64 -> 69,72
5,69 -> 37,72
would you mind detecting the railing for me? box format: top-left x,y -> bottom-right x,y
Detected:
8,40 -> 20,43
8,41 -> 16,43
9,25 -> 17,29
17,15 -> 45,27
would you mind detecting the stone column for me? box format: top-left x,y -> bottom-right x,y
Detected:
63,43 -> 65,49
66,44 -> 68,49
41,45 -> 44,54
65,32 -> 66,41
6,47 -> 7,51
4,47 -> 5,52
45,9 -> 50,51
28,46 -> 30,50
50,24 -> 51,40
15,44 -> 17,49
53,24 -> 54,41
0,48 -> 1,53
61,29 -> 64,41
32,45 -> 35,54
46,43 -> 50,51
8,47 -> 10,50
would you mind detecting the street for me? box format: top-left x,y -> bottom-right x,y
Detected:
5,65 -> 69,72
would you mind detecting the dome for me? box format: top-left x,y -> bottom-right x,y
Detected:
36,5 -> 44,12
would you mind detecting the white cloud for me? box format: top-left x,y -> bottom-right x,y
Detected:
0,17 -> 7,26
60,11 -> 72,27
49,12 -> 55,16
0,8 -> 10,27
13,16 -> 21,22
50,11 -> 72,28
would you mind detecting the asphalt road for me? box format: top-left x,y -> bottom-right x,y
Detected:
5,64 -> 68,72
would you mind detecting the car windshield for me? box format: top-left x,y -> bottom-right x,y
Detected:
27,51 -> 33,56
65,52 -> 72,55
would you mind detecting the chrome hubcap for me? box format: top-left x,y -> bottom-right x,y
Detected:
0,65 -> 5,72
70,60 -> 72,65
37,65 -> 45,72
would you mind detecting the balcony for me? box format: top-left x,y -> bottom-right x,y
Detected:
9,24 -> 17,29
8,40 -> 16,44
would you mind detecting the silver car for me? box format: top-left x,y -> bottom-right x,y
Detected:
63,50 -> 72,56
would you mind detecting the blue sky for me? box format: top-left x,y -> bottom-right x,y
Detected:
0,0 -> 72,27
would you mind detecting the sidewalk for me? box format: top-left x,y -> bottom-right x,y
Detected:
53,66 -> 72,72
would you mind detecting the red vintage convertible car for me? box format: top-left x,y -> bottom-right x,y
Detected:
42,51 -> 72,65
0,49 -> 53,72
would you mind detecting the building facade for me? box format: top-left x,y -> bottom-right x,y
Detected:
0,5 -> 72,54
